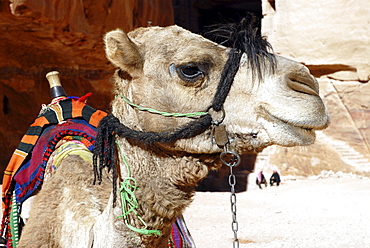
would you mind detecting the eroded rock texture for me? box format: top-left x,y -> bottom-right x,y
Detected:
2,0 -> 369,179
0,0 -> 174,171
257,0 -> 370,176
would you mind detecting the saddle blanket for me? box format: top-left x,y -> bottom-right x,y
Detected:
1,96 -> 195,248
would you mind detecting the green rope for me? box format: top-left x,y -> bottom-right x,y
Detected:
115,141 -> 162,236
10,191 -> 19,248
116,95 -> 208,118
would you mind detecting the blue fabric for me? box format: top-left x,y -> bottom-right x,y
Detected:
13,119 -> 97,203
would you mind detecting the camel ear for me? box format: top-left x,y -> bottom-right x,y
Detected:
104,29 -> 143,76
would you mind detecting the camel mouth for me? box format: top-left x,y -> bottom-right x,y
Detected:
276,116 -> 314,132
263,113 -> 319,146
263,110 -> 319,142
271,114 -> 315,132
260,104 -> 324,132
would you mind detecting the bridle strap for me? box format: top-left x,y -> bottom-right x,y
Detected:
93,47 -> 238,203
211,48 -> 243,112
93,16 -> 275,203
95,45 -> 242,147
95,113 -> 213,146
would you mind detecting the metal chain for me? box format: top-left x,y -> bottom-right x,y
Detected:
220,149 -> 241,248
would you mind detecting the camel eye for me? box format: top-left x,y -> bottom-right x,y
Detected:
176,63 -> 205,84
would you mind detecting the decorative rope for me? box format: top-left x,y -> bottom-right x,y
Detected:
93,113 -> 213,208
115,141 -> 161,236
116,95 -> 208,118
10,192 -> 19,248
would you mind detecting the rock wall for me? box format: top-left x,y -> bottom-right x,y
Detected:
258,0 -> 370,176
261,0 -> 370,81
0,0 -> 174,171
2,0 -> 369,178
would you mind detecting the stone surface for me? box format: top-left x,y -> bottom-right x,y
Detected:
2,0 -> 369,180
205,0 -> 370,187
261,0 -> 370,82
0,0 -> 174,171
254,78 -> 370,176
257,0 -> 370,176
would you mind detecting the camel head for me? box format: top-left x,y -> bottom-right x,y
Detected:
103,23 -> 329,156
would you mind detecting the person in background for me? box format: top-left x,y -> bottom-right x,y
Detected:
256,171 -> 267,189
270,170 -> 281,186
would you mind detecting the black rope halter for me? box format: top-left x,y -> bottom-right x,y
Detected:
93,15 -> 276,202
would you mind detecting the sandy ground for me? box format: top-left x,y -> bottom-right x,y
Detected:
2,172 -> 369,247
184,173 -> 370,248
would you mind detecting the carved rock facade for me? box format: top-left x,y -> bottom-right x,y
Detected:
0,0 -> 174,170
1,0 -> 369,179
257,0 -> 370,176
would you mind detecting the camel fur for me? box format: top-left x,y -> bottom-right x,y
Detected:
17,24 -> 329,248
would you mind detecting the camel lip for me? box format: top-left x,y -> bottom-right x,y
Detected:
257,96 -> 330,132
279,117 -> 314,132
264,113 -> 318,146
267,111 -> 317,133
258,103 -> 328,131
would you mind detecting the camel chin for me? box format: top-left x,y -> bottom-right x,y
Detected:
266,122 -> 317,147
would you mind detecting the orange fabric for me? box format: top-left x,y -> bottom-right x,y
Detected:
2,116 -> 50,197
20,135 -> 39,146
90,110 -> 108,127
2,98 -> 107,199
71,100 -> 84,118
31,116 -> 49,127
2,154 -> 26,198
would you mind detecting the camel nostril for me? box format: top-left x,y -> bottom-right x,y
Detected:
287,71 -> 319,96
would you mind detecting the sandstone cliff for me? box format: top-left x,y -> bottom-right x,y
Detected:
0,0 -> 174,170
258,0 -> 370,176
2,0 -> 369,178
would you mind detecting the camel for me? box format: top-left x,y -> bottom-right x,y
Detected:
14,19 -> 329,248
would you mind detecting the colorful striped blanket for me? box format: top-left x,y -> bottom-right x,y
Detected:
1,95 -> 195,248
2,96 -> 106,200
